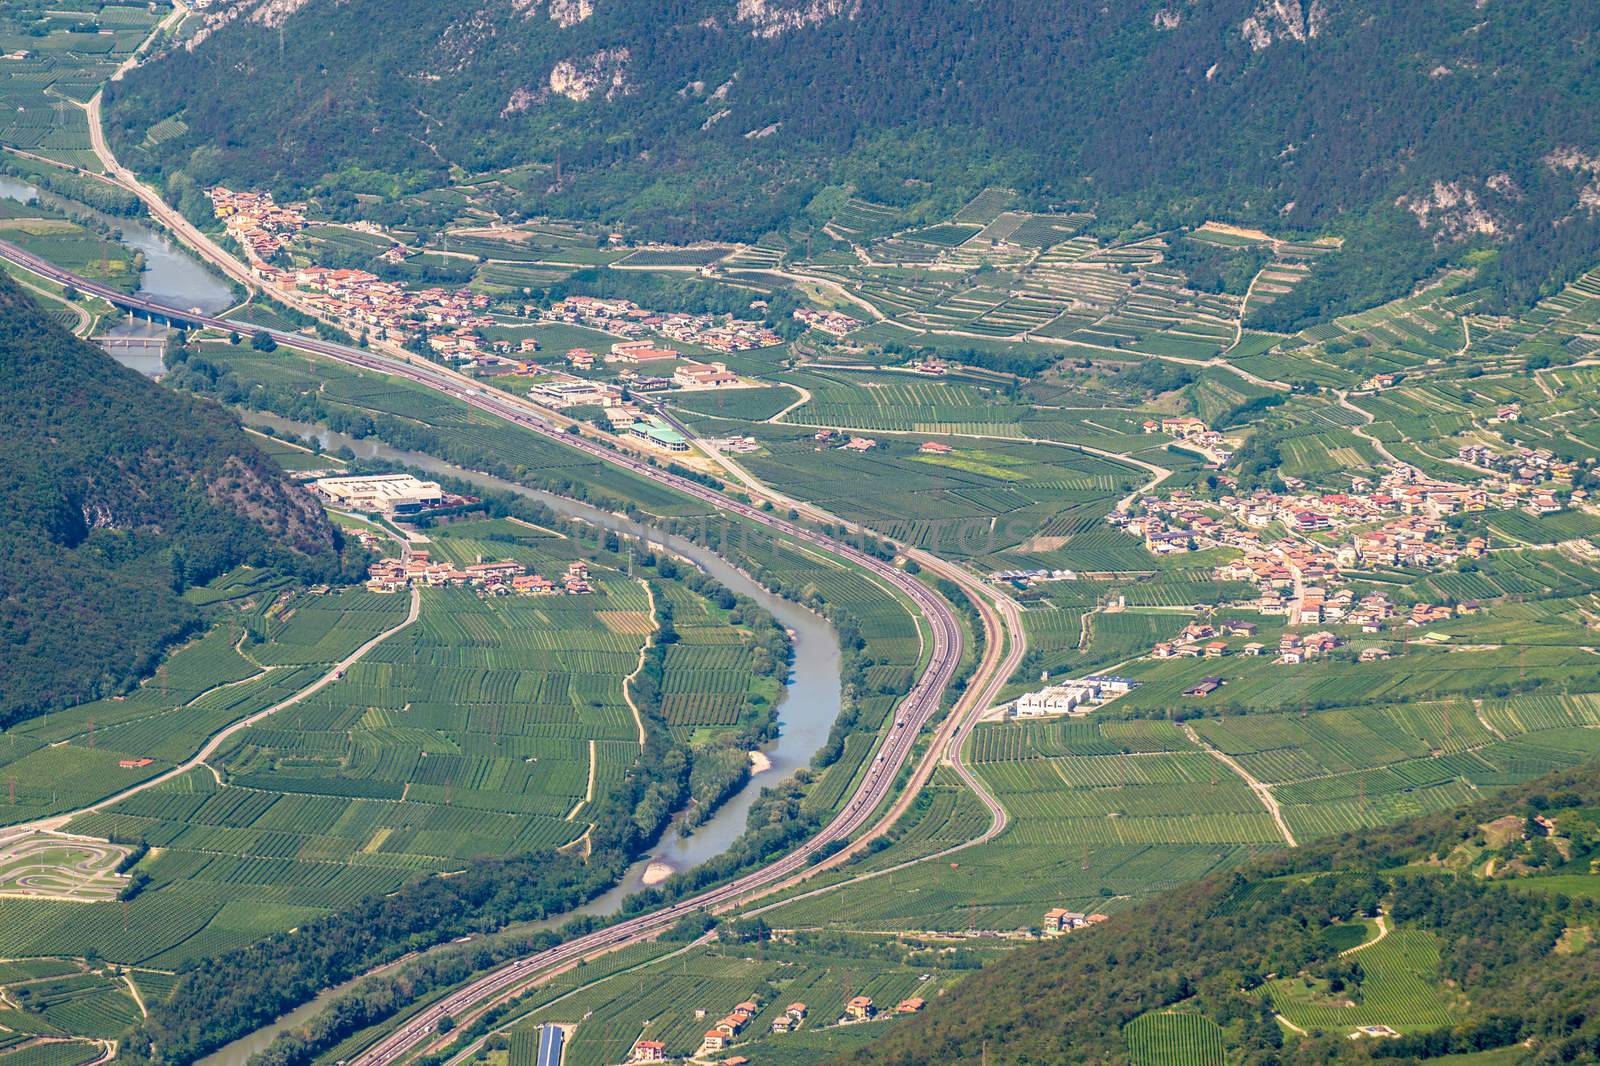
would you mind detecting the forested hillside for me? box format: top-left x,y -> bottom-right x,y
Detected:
0,276 -> 344,726
835,766 -> 1600,1066
107,0 -> 1600,315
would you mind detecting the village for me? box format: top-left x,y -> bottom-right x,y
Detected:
364,551 -> 593,596
208,190 -> 784,365
996,412 -> 1590,720
541,295 -> 783,353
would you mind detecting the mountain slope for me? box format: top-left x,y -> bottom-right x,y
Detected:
833,767 -> 1600,1066
108,0 -> 1600,309
0,276 -> 342,726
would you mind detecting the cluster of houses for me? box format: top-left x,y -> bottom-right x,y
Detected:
209,187 -> 307,260
1116,465 -> 1510,581
365,553 -> 593,596
695,998 -> 776,1054
1139,416 -> 1235,465
265,264 -> 494,346
1457,443 -> 1579,511
1042,909 -> 1110,935
842,995 -> 927,1023
1148,623 -> 1346,669
1124,467 -> 1495,547
670,990 -> 929,1058
214,191 -> 505,352
793,307 -> 862,336
541,296 -> 782,352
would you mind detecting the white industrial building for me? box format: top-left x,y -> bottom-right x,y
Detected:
1014,676 -> 1139,718
313,473 -> 442,515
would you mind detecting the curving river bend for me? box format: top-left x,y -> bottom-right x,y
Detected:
198,414 -> 845,1066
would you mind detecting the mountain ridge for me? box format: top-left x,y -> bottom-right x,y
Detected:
106,0 -> 1600,314
0,275 -> 345,726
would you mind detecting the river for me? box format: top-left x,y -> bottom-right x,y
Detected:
0,181 -> 844,1060
195,412 -> 844,1066
0,173 -> 235,375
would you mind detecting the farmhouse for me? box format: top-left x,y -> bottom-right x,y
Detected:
628,1040 -> 667,1063
1160,416 -> 1208,438
919,441 -> 953,455
1184,677 -> 1223,697
674,361 -> 740,388
845,996 -> 875,1021
314,473 -> 442,515
1043,907 -> 1083,933
702,1031 -> 729,1051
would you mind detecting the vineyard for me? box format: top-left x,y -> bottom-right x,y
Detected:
1124,1011 -> 1226,1066
1266,929 -> 1459,1034
737,421 -> 1137,566
0,519 -> 683,966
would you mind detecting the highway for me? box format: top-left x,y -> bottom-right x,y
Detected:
655,405 -> 1018,861
0,237 -> 974,1066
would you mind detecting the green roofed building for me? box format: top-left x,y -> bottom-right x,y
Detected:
629,416 -> 689,452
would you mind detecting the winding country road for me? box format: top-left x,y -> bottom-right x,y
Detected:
1180,722 -> 1297,847
1336,389 -> 1403,467
8,587 -> 421,836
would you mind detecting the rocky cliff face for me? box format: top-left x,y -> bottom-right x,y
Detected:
733,0 -> 862,37
0,274 -> 342,724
